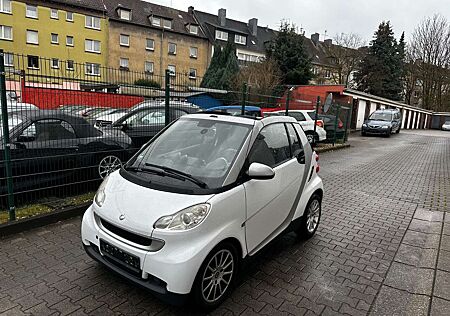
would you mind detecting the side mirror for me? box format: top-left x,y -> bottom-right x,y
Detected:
119,122 -> 129,131
297,151 -> 305,164
247,162 -> 275,180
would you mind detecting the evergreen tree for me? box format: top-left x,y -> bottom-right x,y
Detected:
201,43 -> 239,90
355,22 -> 405,100
266,22 -> 312,85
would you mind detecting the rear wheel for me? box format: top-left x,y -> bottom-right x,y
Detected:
98,155 -> 122,179
192,242 -> 238,311
297,194 -> 322,239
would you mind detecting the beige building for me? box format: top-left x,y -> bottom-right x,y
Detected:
103,0 -> 209,85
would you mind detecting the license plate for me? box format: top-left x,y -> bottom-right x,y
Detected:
100,239 -> 140,270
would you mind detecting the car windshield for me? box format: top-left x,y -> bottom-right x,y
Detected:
445,121 -> 450,125
126,118 -> 252,189
369,113 -> 392,121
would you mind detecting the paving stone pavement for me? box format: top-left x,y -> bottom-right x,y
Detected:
0,130 -> 449,316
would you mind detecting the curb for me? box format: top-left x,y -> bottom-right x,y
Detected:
0,202 -> 90,238
315,143 -> 351,154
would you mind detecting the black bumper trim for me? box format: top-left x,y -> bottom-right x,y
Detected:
83,244 -> 188,306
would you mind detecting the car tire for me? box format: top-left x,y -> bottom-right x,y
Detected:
385,128 -> 391,137
98,155 -> 122,179
297,194 -> 322,240
396,127 -> 400,134
305,132 -> 315,144
192,242 -> 238,311
361,131 -> 367,136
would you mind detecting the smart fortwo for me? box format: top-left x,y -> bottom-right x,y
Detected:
81,113 -> 323,310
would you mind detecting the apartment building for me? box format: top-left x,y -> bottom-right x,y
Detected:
0,0 -> 108,79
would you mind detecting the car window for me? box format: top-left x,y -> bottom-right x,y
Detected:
125,109 -> 166,126
286,123 -> 303,157
172,109 -> 189,119
248,123 -> 291,168
369,112 -> 393,121
289,112 -> 306,121
18,119 -> 77,142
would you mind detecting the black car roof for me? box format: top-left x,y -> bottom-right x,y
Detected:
9,110 -> 101,138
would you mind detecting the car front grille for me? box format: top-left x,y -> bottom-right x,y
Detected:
99,217 -> 153,247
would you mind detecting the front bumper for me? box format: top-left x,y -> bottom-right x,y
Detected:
81,205 -> 213,298
442,126 -> 450,131
362,126 -> 390,135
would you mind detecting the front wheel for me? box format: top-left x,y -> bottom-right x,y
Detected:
396,127 -> 400,134
192,242 -> 238,311
297,194 -> 322,239
305,133 -> 317,144
98,155 -> 122,179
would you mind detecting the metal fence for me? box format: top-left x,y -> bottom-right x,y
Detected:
0,51 -> 350,222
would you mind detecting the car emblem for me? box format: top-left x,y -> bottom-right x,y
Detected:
119,214 -> 125,221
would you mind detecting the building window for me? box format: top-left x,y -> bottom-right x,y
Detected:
163,19 -> 172,29
168,42 -> 176,55
151,16 -> 161,27
51,58 -> 59,69
26,4 -> 37,18
146,38 -> 154,51
144,61 -> 154,74
189,68 -> 197,79
235,34 -> 246,45
189,47 -> 198,58
118,8 -> 131,21
66,35 -> 74,46
189,24 -> 198,35
237,52 -> 259,62
27,55 -> 39,69
119,58 -> 129,69
0,25 -> 12,40
168,65 -> 176,76
85,16 -> 101,30
215,30 -> 228,41
4,52 -> 13,66
0,0 -> 12,13
120,34 -> 129,47
324,69 -> 331,78
50,8 -> 58,19
26,30 -> 38,44
85,39 -> 101,53
66,11 -> 73,22
51,33 -> 58,44
66,60 -> 74,70
86,62 -> 100,76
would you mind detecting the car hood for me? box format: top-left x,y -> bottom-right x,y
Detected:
365,120 -> 391,126
96,113 -> 126,123
94,171 -> 214,237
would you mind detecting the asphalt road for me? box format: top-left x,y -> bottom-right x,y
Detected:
0,129 -> 449,316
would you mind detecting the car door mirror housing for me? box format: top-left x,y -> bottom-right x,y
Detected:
297,151 -> 306,164
247,162 -> 275,180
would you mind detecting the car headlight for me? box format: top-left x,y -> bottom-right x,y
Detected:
94,176 -> 109,207
154,203 -> 211,231
362,123 -> 367,127
382,126 -> 390,129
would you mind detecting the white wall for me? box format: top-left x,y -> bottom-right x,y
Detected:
356,100 -> 366,129
370,102 -> 377,115
401,109 -> 407,129
412,112 -> 417,129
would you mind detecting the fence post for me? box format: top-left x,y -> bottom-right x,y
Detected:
313,96 -> 320,146
241,83 -> 247,115
285,88 -> 290,116
164,69 -> 170,126
0,50 -> 15,221
345,106 -> 352,142
333,105 -> 341,146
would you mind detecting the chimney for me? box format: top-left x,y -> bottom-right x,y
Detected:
311,32 -> 319,44
248,18 -> 258,36
188,6 -> 194,15
218,8 -> 226,27
324,39 -> 332,45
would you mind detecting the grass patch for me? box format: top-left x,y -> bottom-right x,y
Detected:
0,191 -> 95,224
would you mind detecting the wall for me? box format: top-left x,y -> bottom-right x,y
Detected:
107,21 -> 209,83
1,1 -> 108,80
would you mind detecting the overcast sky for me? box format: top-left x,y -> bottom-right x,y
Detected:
146,0 -> 449,43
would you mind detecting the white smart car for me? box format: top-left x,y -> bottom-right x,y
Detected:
81,113 -> 323,310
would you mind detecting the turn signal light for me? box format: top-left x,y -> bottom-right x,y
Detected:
316,164 -> 320,173
315,153 -> 319,161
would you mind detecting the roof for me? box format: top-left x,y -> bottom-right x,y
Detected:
209,106 -> 261,111
193,10 -> 278,55
102,0 -> 206,38
34,0 -> 107,13
302,38 -> 334,68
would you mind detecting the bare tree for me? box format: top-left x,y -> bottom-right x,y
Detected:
409,14 -> 450,111
324,33 -> 366,87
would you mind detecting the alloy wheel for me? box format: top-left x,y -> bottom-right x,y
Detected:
98,155 -> 122,179
201,249 -> 234,303
306,134 -> 314,144
306,199 -> 320,233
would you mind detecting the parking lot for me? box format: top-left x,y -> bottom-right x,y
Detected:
0,129 -> 449,316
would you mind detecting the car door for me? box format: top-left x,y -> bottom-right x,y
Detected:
244,123 -> 306,254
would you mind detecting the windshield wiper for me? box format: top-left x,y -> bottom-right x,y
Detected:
124,166 -> 166,176
145,163 -> 208,188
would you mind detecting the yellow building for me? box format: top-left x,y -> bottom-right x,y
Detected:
0,0 -> 108,80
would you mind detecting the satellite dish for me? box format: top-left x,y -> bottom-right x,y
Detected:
323,93 -> 333,113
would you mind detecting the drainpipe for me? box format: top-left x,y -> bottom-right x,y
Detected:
160,29 -> 164,82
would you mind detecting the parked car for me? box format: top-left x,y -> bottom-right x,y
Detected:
265,110 -> 327,143
0,110 -> 133,195
308,112 -> 345,140
207,105 -> 263,118
82,113 -> 323,309
108,105 -> 200,148
361,109 -> 402,137
442,121 -> 450,131
130,100 -> 198,112
59,105 -> 92,116
94,109 -> 129,128
2,90 -> 38,112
